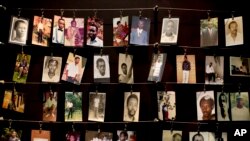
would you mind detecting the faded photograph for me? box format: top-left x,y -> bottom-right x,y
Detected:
88,92 -> 106,122
225,16 -> 243,46
31,129 -> 51,141
157,91 -> 176,121
217,92 -> 230,121
113,16 -> 129,46
118,53 -> 133,84
189,132 -> 208,141
162,130 -> 182,141
205,56 -> 224,84
94,55 -> 110,83
2,90 -> 25,113
42,56 -> 62,83
200,18 -> 218,47
160,18 -> 179,44
123,92 -> 140,122
85,130 -> 112,141
196,91 -> 215,121
176,55 -> 196,83
230,56 -> 250,77
43,91 -> 58,121
148,53 -> 167,82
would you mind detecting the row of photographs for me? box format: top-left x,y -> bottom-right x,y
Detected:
11,52 -> 250,84
7,14 -> 244,47
2,90 -> 250,122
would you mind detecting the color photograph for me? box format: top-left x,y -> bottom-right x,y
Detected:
43,91 -> 58,121
2,90 -> 25,113
65,91 -> 82,121
65,131 -> 81,141
85,130 -> 112,141
160,18 -> 179,44
42,56 -> 62,83
13,53 -> 31,83
230,56 -> 250,77
162,130 -> 182,141
94,55 -> 110,83
31,129 -> 51,141
123,92 -> 140,122
205,56 -> 224,84
113,16 -> 129,46
0,128 -> 22,141
52,15 -> 65,44
157,91 -> 176,121
86,16 -> 104,47
148,53 -> 167,82
88,92 -> 106,122
200,17 -> 218,47
176,55 -> 196,83
118,53 -> 133,84
217,92 -> 230,121
117,130 -> 136,141
224,16 -> 243,46
196,91 -> 215,121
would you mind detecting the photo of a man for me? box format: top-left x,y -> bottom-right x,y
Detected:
148,53 -> 167,82
113,16 -> 129,46
85,130 -> 112,141
217,92 -> 230,121
52,15 -> 65,44
117,130 -> 136,141
94,55 -> 110,83
160,18 -> 179,44
157,91 -> 176,121
42,56 -> 62,83
196,91 -> 215,121
88,92 -> 106,122
2,90 -> 25,113
123,92 -> 140,122
205,56 -> 224,84
118,53 -> 133,84
65,91 -> 82,122
200,18 -> 218,47
162,130 -> 182,141
189,132 -> 206,141
43,91 -> 57,121
86,17 -> 103,47
13,53 -> 31,83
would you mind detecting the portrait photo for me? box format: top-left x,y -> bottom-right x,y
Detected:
42,56 -> 62,83
162,130 -> 182,141
148,53 -> 167,82
118,53 -> 133,84
225,16 -> 243,47
86,16 -> 104,47
196,91 -> 215,121
13,53 -> 31,83
123,92 -> 140,122
157,91 -> 176,121
88,92 -> 106,122
230,92 -> 250,121
217,92 -> 230,121
113,16 -> 129,46
32,16 -> 52,47
189,132 -> 208,141
85,130 -> 113,141
205,56 -> 224,84
64,17 -> 84,47
61,52 -> 87,85
160,18 -> 179,44
31,129 -> 51,141
207,132 -> 228,141
130,16 -> 151,45
200,17 -> 218,47
117,130 -> 136,141
52,15 -> 65,44
94,55 -> 110,83
2,90 -> 25,113
8,16 -> 29,45
0,128 -> 22,141
43,91 -> 58,121
65,91 -> 82,122
230,56 -> 250,76
65,131 -> 81,141
176,55 -> 196,84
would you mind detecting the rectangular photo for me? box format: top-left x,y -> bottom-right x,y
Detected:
32,16 -> 52,47
157,91 -> 176,121
208,132 -> 227,141
31,129 -> 51,141
43,91 -> 58,121
225,16 -> 244,46
160,18 -> 179,44
230,92 -> 250,121
85,130 -> 113,141
94,55 -> 110,83
8,16 -> 29,45
196,91 -> 215,121
123,92 -> 140,122
189,132 -> 208,141
200,17 -> 218,47
117,130 -> 136,141
52,15 -> 65,44
13,53 -> 31,83
230,56 -> 250,76
42,56 -> 62,83
0,128 -> 22,141
64,17 -> 84,47
113,16 -> 129,46
118,53 -> 133,84
88,92 -> 106,122
65,91 -> 82,121
2,90 -> 25,113
148,53 -> 167,82
61,52 -> 87,85
66,131 -> 81,141
130,16 -> 150,45
86,17 -> 104,47
217,92 -> 230,121
205,56 -> 224,84
162,130 -> 182,141
176,55 -> 196,83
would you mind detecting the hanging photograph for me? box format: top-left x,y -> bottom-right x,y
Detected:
208,132 -> 228,141
86,16 -> 104,47
117,130 -> 136,141
230,56 -> 250,76
176,55 -> 196,83
65,91 -> 82,121
32,16 -> 52,47
160,18 -> 179,44
8,16 -> 29,45
205,56 -> 224,84
225,16 -> 243,46
217,92 -> 230,121
43,91 -> 58,121
118,53 -> 133,84
200,17 -> 218,47
130,16 -> 151,45
61,52 -> 87,85
123,92 -> 140,122
93,55 -> 110,83
64,17 -> 84,47
189,132 -> 208,141
66,131 -> 81,141
2,90 -> 25,113
157,91 -> 176,121
31,129 -> 51,141
113,16 -> 129,46
85,130 -> 113,141
13,53 -> 31,83
196,91 -> 215,121
88,92 -> 106,122
42,56 -> 62,83
52,15 -> 65,44
162,130 -> 182,141
148,53 -> 167,82
230,92 -> 250,121
0,128 -> 22,141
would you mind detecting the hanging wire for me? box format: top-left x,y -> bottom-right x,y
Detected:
17,8 -> 21,18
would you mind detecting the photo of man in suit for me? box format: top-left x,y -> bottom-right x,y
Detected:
200,18 -> 218,47
52,15 -> 65,44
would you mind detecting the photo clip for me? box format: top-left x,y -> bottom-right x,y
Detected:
39,121 -> 43,133
73,9 -> 76,20
130,84 -> 133,95
170,120 -> 174,133
60,9 -> 64,19
124,123 -> 127,131
17,8 -> 21,18
231,11 -> 235,20
120,9 -> 123,21
207,10 -> 211,21
197,122 -> 200,134
203,84 -> 206,93
95,85 -> 98,95
72,122 -> 75,132
168,9 -> 171,19
41,9 -> 44,19
9,119 -> 12,129
139,9 -> 142,19
238,83 -> 241,95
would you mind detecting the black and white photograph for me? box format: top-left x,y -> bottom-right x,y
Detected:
189,132 -> 208,141
8,16 -> 29,45
208,132 -> 228,141
117,130 -> 136,141
42,56 -> 62,83
123,92 -> 140,122
65,91 -> 82,122
85,130 -> 113,141
88,92 -> 106,122
205,56 -> 224,84
157,91 -> 176,121
94,55 -> 110,83
196,91 -> 215,121
217,92 -> 230,121
118,53 -> 133,84
200,17 -> 218,47
230,56 -> 250,76
148,53 -> 167,82
162,130 -> 182,141
160,18 -> 179,44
